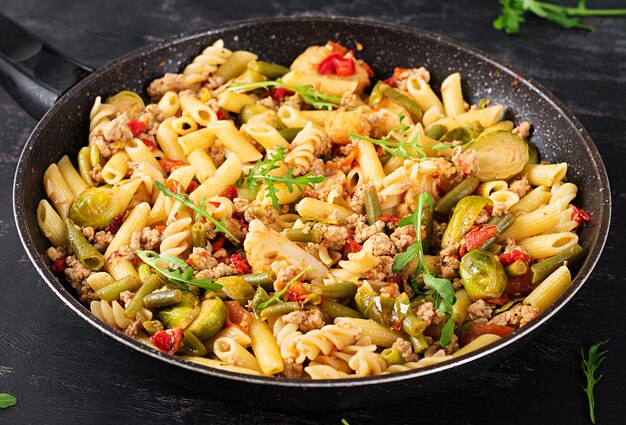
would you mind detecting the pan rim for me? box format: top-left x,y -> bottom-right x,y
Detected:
13,15 -> 612,388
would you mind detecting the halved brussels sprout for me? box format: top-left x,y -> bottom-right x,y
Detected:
186,297 -> 227,341
471,130 -> 529,181
159,292 -> 200,329
106,90 -> 145,118
460,249 -> 508,301
526,141 -> 540,164
69,187 -> 121,229
439,121 -> 484,144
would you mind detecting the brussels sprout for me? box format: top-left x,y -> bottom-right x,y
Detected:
232,69 -> 267,89
471,130 -> 529,182
69,187 -> 121,229
526,141 -> 540,164
186,297 -> 227,341
106,90 -> 145,118
355,282 -> 409,328
441,196 -> 491,248
238,103 -> 271,126
438,121 -> 484,143
460,249 -> 508,301
159,292 -> 200,329
214,276 -> 256,303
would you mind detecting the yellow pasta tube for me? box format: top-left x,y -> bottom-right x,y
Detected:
171,116 -> 198,135
453,289 -> 472,325
429,104 -> 503,131
356,140 -> 386,188
57,155 -> 88,196
519,232 -> 579,259
156,118 -> 187,160
207,120 -> 262,163
256,183 -> 302,207
206,325 -> 253,352
189,154 -> 242,204
281,70 -> 358,97
509,186 -> 552,216
179,95 -> 217,127
299,110 -> 332,126
125,138 -> 164,174
37,199 -> 68,247
406,75 -> 444,114
502,202 -> 561,241
333,317 -> 400,348
441,72 -> 464,117
85,272 -> 115,291
477,181 -> 508,198
43,163 -> 75,220
295,198 -> 354,223
213,337 -> 263,373
105,202 -> 151,256
249,317 -> 284,375
101,151 -> 130,185
242,123 -> 290,150
157,91 -> 180,117
421,106 -> 445,128
482,120 -> 514,135
187,148 -> 217,183
177,128 -> 216,156
217,91 -> 256,113
277,105 -> 310,128
489,190 -> 519,209
215,50 -> 258,81
524,265 -> 571,311
523,163 -> 568,187
104,257 -> 140,280
453,334 -> 501,357
112,178 -> 144,215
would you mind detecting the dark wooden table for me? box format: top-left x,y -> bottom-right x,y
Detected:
1,1 -> 624,424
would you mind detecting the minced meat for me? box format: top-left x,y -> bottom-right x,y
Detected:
312,223 -> 349,251
488,303 -> 539,327
363,256 -> 394,281
512,121 -> 531,139
389,225 -> 416,253
129,226 -> 161,251
424,334 -> 458,357
147,73 -> 195,99
466,300 -> 495,325
187,247 -> 219,270
46,246 -> 68,261
363,233 -> 396,256
509,174 -> 532,198
194,263 -> 237,279
349,183 -> 376,215
392,338 -> 418,362
64,256 -> 94,303
414,301 -> 437,326
282,309 -> 325,333
452,147 -> 480,177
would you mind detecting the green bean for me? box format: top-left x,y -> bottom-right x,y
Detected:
186,297 -> 227,341
77,147 -> 94,187
179,331 -> 208,356
248,61 -> 290,79
364,186 -> 382,225
278,127 -> 303,142
215,276 -> 256,303
191,222 -> 207,248
241,271 -> 276,288
125,275 -> 163,317
306,282 -> 358,299
478,213 -> 516,250
434,177 -> 480,215
409,334 -> 429,354
505,260 -> 528,277
401,311 -> 428,337
143,289 -> 183,308
89,144 -> 100,168
238,104 -> 271,125
379,154 -> 392,166
137,263 -> 153,282
250,286 -> 270,317
368,80 -> 384,107
489,243 -> 502,255
285,228 -> 323,243
426,124 -> 447,140
381,85 -> 423,122
381,347 -> 406,365
142,320 -> 164,335
95,276 -> 142,302
320,300 -> 363,320
531,243 -> 585,284
65,219 -> 105,270
259,301 -> 300,320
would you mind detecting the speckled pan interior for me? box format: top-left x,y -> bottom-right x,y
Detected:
13,17 -> 610,409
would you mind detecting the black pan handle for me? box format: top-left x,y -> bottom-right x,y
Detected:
0,14 -> 93,119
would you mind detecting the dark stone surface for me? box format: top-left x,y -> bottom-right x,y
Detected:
0,1 -> 624,423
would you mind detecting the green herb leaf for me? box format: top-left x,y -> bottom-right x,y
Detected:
257,269 -> 312,310
581,340 -> 609,424
341,420 -> 350,425
135,250 -> 223,292
0,393 -> 17,409
349,114 -> 427,160
391,242 -> 422,273
154,181 -> 240,243
423,273 -> 455,315
439,315 -> 456,347
228,79 -> 341,110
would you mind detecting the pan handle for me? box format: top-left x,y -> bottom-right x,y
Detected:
0,14 -> 93,119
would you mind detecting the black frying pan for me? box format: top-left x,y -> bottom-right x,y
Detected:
5,15 -> 611,410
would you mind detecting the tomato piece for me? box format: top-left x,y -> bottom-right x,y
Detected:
505,269 -> 535,297
220,185 -> 238,200
571,206 -> 591,224
384,67 -> 410,87
343,237 -> 362,259
460,323 -> 515,347
215,109 -> 229,121
106,214 -> 124,234
225,300 -> 252,332
230,254 -> 252,275
485,293 -> 509,306
127,120 -> 147,138
499,249 -> 530,265
186,180 -> 199,194
52,259 -> 66,273
212,235 -> 226,252
160,158 -> 188,174
378,215 -> 401,224
287,281 -> 310,302
463,224 -> 497,252
141,138 -> 156,150
318,53 -> 356,76
270,88 -> 293,101
150,328 -> 183,354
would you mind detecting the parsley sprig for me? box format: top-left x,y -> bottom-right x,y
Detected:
228,78 -> 341,110
581,340 -> 609,424
494,0 -> 626,35
392,192 -> 456,346
241,147 -> 325,210
154,180 -> 240,243
257,269 -> 312,310
135,250 -> 223,292
0,393 -> 17,409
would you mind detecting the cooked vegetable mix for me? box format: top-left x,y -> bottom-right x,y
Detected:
38,39 -> 589,379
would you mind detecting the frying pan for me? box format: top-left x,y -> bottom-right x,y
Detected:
6,15 -> 611,410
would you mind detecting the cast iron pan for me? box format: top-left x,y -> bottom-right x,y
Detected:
5,15 -> 611,410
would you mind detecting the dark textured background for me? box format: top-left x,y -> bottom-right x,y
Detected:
0,1 -> 624,424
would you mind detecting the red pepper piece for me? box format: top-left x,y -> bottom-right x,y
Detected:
269,88 -> 293,101
52,259 -> 66,273
571,206 -> 591,224
212,235 -> 226,252
225,300 -> 252,332
216,109 -> 229,121
220,185 -> 238,200
326,40 -> 348,56
343,237 -> 362,259
460,323 -> 515,347
499,249 -> 530,265
141,138 -> 156,150
318,53 -> 356,76
186,180 -> 199,194
106,214 -> 124,234
463,225 -> 497,252
128,120 -> 147,138
150,328 -> 183,355
230,254 -> 252,275
159,158 -> 188,174
505,269 -> 535,297
378,215 -> 401,224
287,280 -> 310,302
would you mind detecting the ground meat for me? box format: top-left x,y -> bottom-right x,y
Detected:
194,263 -> 237,279
491,202 -> 508,217
308,158 -> 326,177
282,309 -> 325,333
349,183 -> 375,214
362,256 -> 394,281
325,109 -> 371,145
351,217 -> 385,244
363,233 -> 396,256
501,238 -> 528,256
379,282 -> 400,298
310,182 -> 344,203
93,230 -> 113,252
147,73 -> 195,99
452,278 -> 463,291
414,301 -> 437,326
234,198 -> 286,226
207,75 -> 225,89
512,121 -> 531,139
439,242 -> 460,258
82,226 -> 95,241
101,113 -> 134,143
312,223 -> 350,250
64,256 -> 94,303
393,67 -> 431,91
208,143 -> 226,168
275,265 -> 302,288
224,217 -> 247,243
281,358 -> 304,379
108,245 -> 135,262
90,137 -> 112,159
129,226 -> 162,251
451,147 -> 480,177
187,247 -> 219,270
256,96 -> 279,111
119,290 -> 135,307
89,164 -> 104,183
466,300 -> 496,325
509,174 -> 532,198
390,224 -> 417,253
439,255 -> 460,280
280,93 -> 302,110
46,246 -> 68,261
124,309 -> 150,338
424,334 -> 458,357
475,208 -> 492,225
392,338 -> 419,363
339,92 -> 362,109
431,222 -> 446,251
488,303 -> 539,327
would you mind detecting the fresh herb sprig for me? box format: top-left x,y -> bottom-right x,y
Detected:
241,147 -> 325,210
391,192 -> 456,346
228,79 -> 341,110
257,269 -> 312,309
135,250 -> 223,292
0,393 -> 17,409
154,180 -> 240,243
349,114 -> 427,160
581,340 -> 609,424
494,0 -> 626,35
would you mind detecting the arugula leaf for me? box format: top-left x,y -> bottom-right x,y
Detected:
581,340 -> 609,424
135,250 -> 223,292
257,269 -> 312,310
439,315 -> 456,347
228,79 -> 341,110
391,242 -> 422,273
349,114 -> 427,160
154,181 -> 240,243
393,192 -> 433,274
0,393 -> 17,409
423,273 -> 455,315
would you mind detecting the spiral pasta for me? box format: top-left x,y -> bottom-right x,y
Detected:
284,122 -> 327,175
183,39 -> 232,84
88,96 -> 116,142
159,217 -> 192,257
